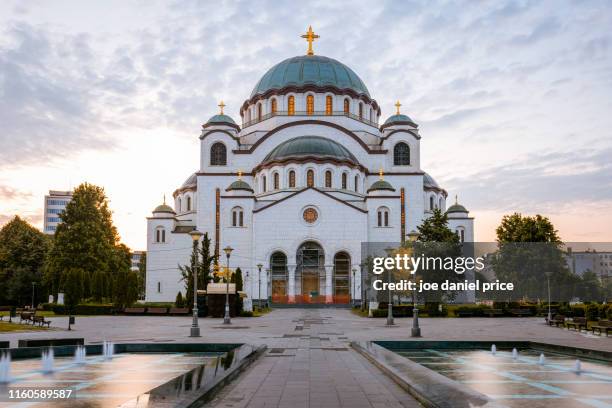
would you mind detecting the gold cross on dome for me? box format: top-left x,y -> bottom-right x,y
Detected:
238,170 -> 243,180
455,194 -> 458,204
301,26 -> 320,56
395,100 -> 401,115
379,167 -> 384,180
218,100 -> 226,114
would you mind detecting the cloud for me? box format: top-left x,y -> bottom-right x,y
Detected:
0,186 -> 32,200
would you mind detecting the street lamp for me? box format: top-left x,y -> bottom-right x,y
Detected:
384,247 -> 395,326
223,246 -> 234,325
188,230 -> 203,337
352,268 -> 357,307
408,230 -> 421,337
266,268 -> 270,308
545,271 -> 552,323
257,263 -> 263,310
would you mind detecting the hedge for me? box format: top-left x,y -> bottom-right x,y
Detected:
41,303 -> 115,315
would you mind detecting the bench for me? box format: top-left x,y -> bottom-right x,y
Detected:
32,315 -> 51,328
19,312 -> 34,324
509,309 -> 532,317
591,320 -> 612,336
484,309 -> 504,317
146,307 -> 168,315
566,317 -> 588,332
169,307 -> 190,315
123,307 -> 146,315
549,314 -> 566,327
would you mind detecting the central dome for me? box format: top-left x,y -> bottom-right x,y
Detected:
251,55 -> 370,98
262,136 -> 358,165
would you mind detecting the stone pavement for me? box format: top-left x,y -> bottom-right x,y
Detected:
205,309 -> 421,408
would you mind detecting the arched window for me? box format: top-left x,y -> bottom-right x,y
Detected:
430,196 -> 434,211
210,142 -> 227,166
288,96 -> 295,115
262,175 -> 267,193
342,173 -> 347,189
178,197 -> 182,212
377,207 -> 390,227
326,95 -> 333,115
271,252 -> 288,298
439,197 -> 443,210
257,103 -> 262,121
354,175 -> 359,192
344,98 -> 350,114
273,172 -> 279,190
288,170 -> 296,188
307,169 -> 315,187
306,95 -> 314,115
456,228 -> 465,243
186,196 -> 192,211
232,206 -> 244,227
358,103 -> 363,120
324,170 -> 332,188
155,227 -> 166,243
271,98 -> 277,114
393,142 -> 410,166
333,252 -> 350,297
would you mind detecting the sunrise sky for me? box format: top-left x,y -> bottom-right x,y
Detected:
1,0 -> 611,250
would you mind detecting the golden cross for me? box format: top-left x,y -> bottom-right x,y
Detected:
379,167 -> 384,180
395,100 -> 401,115
218,100 -> 226,114
163,194 -> 166,205
455,194 -> 458,204
301,26 -> 319,56
238,170 -> 243,180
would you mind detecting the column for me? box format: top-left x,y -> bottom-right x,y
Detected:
325,265 -> 333,303
288,264 -> 296,303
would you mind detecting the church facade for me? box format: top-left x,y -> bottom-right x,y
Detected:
145,28 -> 474,305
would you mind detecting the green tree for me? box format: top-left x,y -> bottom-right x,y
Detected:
91,270 -> 105,302
198,233 -> 215,289
0,216 -> 49,306
577,270 -> 604,302
179,233 -> 216,309
63,268 -> 84,314
417,209 -> 460,244
231,267 -> 244,313
491,213 -> 573,301
45,183 -> 125,297
175,291 -> 185,307
112,270 -> 139,308
137,252 -> 147,299
179,239 -> 199,308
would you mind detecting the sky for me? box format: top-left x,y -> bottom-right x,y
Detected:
1,0 -> 611,250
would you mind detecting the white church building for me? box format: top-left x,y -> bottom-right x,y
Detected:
145,28 -> 474,305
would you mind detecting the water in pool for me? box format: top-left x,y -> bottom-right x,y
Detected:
0,352 -> 224,407
398,348 -> 612,408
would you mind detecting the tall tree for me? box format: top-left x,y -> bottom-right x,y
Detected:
179,233 -> 216,308
45,183 -> 130,297
0,216 -> 49,306
137,252 -> 147,299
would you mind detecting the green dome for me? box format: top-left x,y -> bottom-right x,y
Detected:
381,114 -> 416,129
262,136 -> 358,165
367,180 -> 396,193
153,204 -> 175,214
251,55 -> 370,98
447,203 -> 468,213
226,180 -> 254,193
206,114 -> 237,126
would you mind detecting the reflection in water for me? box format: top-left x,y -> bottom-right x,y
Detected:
398,349 -> 612,408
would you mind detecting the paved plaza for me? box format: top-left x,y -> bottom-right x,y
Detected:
3,309 -> 611,407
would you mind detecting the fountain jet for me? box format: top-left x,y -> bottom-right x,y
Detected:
512,348 -> 518,360
0,353 -> 11,383
574,359 -> 581,373
74,345 -> 86,364
538,353 -> 545,365
42,348 -> 54,373
491,344 -> 496,355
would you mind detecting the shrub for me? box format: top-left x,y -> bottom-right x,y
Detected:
585,304 -> 599,321
175,292 -> 185,308
424,302 -> 448,317
239,310 -> 253,317
571,305 -> 585,317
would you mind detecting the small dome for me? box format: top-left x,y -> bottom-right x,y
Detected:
423,172 -> 440,189
204,114 -> 239,131
381,114 -> 417,129
262,136 -> 358,165
251,55 -> 370,98
367,180 -> 396,193
153,204 -> 175,214
226,180 -> 254,193
447,203 -> 468,214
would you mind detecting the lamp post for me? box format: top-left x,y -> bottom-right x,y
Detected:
384,247 -> 395,326
545,271 -> 552,323
31,282 -> 37,309
223,246 -> 234,325
408,230 -> 421,337
188,230 -> 203,337
352,268 -> 356,306
266,268 -> 270,308
257,263 -> 263,310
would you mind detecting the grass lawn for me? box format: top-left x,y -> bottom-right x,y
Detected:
253,307 -> 272,317
350,308 -> 370,317
0,321 -> 48,332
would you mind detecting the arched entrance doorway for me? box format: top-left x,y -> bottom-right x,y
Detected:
296,241 -> 324,302
334,252 -> 351,303
270,252 -> 287,303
